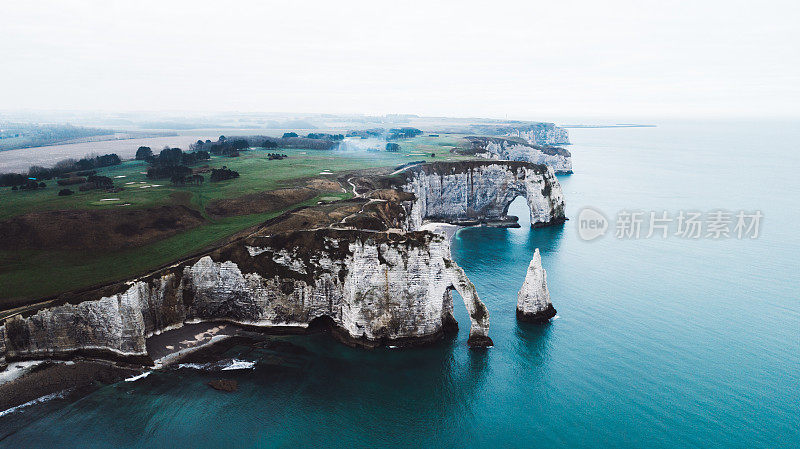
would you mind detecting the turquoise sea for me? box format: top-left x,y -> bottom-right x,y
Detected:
1,121 -> 798,448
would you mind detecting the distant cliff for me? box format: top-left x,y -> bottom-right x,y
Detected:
464,136 -> 572,174
398,161 -> 566,229
470,122 -> 570,146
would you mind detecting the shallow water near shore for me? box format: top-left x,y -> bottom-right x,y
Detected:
2,121 -> 799,448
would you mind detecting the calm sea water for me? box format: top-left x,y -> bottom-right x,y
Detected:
2,121 -> 798,448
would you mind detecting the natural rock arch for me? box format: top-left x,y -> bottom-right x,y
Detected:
441,262 -> 493,347
400,161 -> 565,229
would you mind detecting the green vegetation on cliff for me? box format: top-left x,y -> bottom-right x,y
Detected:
0,138 -> 478,307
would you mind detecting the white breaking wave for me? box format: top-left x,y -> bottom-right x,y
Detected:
177,359 -> 256,371
176,362 -> 211,370
124,371 -> 152,382
221,359 -> 256,371
0,390 -> 69,418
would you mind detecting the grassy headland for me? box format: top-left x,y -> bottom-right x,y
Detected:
0,135 -> 475,307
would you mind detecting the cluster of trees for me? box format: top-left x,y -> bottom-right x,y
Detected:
282,132 -> 298,138
57,177 -> 87,186
135,146 -> 153,160
11,180 -> 46,191
267,153 -> 287,160
385,143 -> 401,152
144,147 -> 210,182
79,175 -> 113,191
306,133 -> 344,140
209,167 -> 239,182
1,153 -> 122,195
138,146 -> 210,166
20,154 -> 120,182
0,173 -> 29,187
190,136 -> 251,157
147,163 -> 191,180
388,127 -> 423,139
171,174 -> 204,186
346,128 -> 422,140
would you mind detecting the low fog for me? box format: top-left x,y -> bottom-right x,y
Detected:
1,1 -> 799,119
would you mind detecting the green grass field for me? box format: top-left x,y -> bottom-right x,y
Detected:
0,136 -> 475,306
0,139 -> 472,220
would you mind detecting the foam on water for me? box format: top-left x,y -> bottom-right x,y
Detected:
124,371 -> 152,382
0,390 -> 69,418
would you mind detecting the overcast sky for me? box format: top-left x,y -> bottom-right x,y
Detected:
2,0 -> 798,120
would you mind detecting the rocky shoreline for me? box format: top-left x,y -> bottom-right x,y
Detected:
0,160 -> 567,416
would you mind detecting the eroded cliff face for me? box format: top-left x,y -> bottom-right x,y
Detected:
0,325 -> 6,367
517,249 -> 557,322
400,161 -> 566,229
1,229 -> 491,363
0,160 -> 570,364
467,137 -> 573,174
503,123 -> 570,146
470,122 -> 570,146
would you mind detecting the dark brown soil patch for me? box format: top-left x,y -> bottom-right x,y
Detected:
255,200 -> 366,235
0,205 -> 205,251
205,188 -> 317,217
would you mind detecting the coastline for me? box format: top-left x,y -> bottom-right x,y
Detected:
418,221 -> 463,247
0,322 -> 245,420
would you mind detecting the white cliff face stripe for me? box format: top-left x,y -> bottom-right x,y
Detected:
482,140 -> 572,174
0,231 -> 489,358
0,324 -> 5,364
503,124 -> 570,146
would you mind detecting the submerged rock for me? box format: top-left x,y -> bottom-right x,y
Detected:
517,249 -> 557,323
208,379 -> 237,392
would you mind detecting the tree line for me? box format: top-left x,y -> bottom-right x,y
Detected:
0,153 -> 121,187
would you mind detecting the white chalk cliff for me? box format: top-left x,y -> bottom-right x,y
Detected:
0,325 -> 5,368
516,248 -> 557,322
0,161 -> 570,364
468,122 -> 570,146
467,137 -> 573,174
0,229 -> 492,363
504,124 -> 570,146
400,161 -> 566,229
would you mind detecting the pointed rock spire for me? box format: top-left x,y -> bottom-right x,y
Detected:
517,248 -> 557,323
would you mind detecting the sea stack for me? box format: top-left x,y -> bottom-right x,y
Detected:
516,249 -> 557,322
